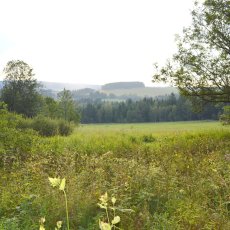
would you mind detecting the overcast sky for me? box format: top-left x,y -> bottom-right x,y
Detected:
0,0 -> 194,86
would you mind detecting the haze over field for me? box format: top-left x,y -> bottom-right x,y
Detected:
0,0 -> 194,86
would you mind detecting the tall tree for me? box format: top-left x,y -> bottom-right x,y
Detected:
153,0 -> 230,103
57,88 -> 80,123
1,60 -> 42,117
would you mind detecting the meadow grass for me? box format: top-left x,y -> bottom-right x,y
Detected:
77,120 -> 226,134
1,120 -> 230,229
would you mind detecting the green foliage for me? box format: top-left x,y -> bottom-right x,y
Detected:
48,177 -> 69,230
153,0 -> 230,103
17,115 -> 75,137
0,218 -> 20,230
57,88 -> 80,123
142,134 -> 156,143
98,192 -> 122,230
0,109 -> 38,168
0,122 -> 230,229
40,97 -> 59,119
58,120 -> 74,136
80,95 -> 221,123
220,105 -> 230,125
1,60 -> 42,117
31,116 -> 59,137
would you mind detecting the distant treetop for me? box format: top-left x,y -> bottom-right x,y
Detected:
102,82 -> 145,90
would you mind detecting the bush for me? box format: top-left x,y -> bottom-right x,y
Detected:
31,116 -> 59,137
220,106 -> 230,125
24,116 -> 75,137
17,118 -> 33,130
58,120 -> 74,136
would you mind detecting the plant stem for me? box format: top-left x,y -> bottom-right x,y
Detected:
63,190 -> 70,230
113,204 -> 115,230
105,207 -> 110,224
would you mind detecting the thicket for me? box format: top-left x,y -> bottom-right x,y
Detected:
18,116 -> 74,137
0,112 -> 230,229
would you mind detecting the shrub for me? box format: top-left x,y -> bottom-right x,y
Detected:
220,106 -> 230,125
142,134 -> 156,143
17,118 -> 33,130
31,116 -> 58,137
58,120 -> 74,136
17,116 -> 75,137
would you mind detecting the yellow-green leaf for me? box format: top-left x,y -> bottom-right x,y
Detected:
111,197 -> 116,205
99,192 -> 108,204
99,220 -> 111,230
39,217 -> 45,224
39,225 -> 45,230
48,177 -> 61,188
111,216 -> 120,225
56,221 -> 62,229
98,203 -> 107,209
59,178 -> 66,191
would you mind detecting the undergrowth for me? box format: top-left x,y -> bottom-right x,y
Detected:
0,111 -> 230,229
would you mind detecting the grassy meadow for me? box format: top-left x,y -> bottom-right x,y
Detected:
1,120 -> 230,229
78,121 -> 226,134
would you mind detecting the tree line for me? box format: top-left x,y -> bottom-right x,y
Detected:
80,94 -> 222,123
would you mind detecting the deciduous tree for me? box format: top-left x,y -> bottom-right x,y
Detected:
153,0 -> 230,103
1,60 -> 41,117
57,88 -> 80,123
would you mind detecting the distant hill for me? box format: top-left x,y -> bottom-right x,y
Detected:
101,86 -> 178,98
102,81 -> 145,90
40,81 -> 101,91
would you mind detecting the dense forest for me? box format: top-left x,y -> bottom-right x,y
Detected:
79,94 -> 222,123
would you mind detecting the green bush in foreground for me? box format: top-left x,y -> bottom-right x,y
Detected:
31,116 -> 59,137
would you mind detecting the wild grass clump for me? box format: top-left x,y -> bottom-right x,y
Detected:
142,134 -> 156,143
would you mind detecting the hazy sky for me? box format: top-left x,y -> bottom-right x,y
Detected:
0,0 -> 194,86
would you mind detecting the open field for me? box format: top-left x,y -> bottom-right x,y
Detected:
78,120 -> 227,135
1,119 -> 230,229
